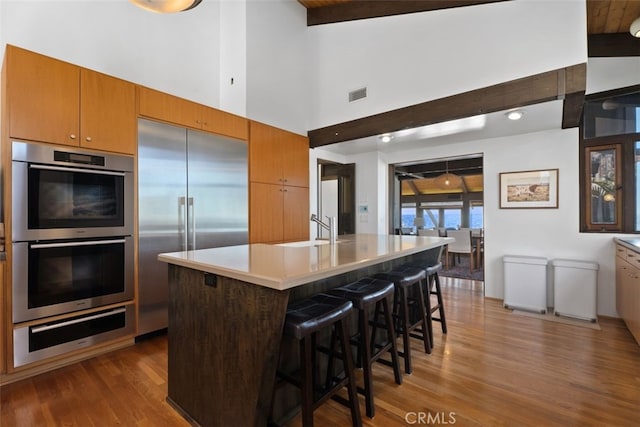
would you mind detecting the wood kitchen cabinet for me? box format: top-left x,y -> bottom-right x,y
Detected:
138,86 -> 248,140
249,121 -> 309,188
1,260 -> 4,374
615,243 -> 640,345
249,182 -> 309,243
4,45 -> 136,154
249,121 -> 309,244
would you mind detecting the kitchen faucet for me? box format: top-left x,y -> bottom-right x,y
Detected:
310,214 -> 337,244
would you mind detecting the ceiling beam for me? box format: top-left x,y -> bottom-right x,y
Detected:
587,33 -> 640,57
308,63 -> 586,148
306,0 -> 509,26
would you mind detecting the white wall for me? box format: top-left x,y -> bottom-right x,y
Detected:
307,0 -> 587,129
0,0 -> 311,131
0,0 -> 224,107
245,0 -> 310,134
586,57 -> 640,94
220,0 -> 247,116
343,128 -> 620,317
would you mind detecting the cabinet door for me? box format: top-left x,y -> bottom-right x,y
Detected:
282,131 -> 309,188
201,107 -> 248,141
7,45 -> 80,146
80,69 -> 136,154
249,182 -> 283,243
249,121 -> 283,185
138,86 -> 201,129
0,261 -> 4,374
283,186 -> 309,242
616,258 -> 628,318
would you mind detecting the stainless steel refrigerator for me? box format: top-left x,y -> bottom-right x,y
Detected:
137,118 -> 248,335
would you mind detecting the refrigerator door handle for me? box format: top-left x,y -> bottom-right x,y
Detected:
179,196 -> 187,251
188,197 -> 195,250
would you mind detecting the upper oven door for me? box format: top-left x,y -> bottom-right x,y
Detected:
12,141 -> 134,241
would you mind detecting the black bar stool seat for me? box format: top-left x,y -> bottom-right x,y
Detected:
274,293 -> 362,427
328,277 -> 402,418
374,265 -> 431,375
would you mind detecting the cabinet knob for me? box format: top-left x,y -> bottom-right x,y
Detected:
283,178 -> 288,183
85,136 -> 92,142
69,134 -> 76,140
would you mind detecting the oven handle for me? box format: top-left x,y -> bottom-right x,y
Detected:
30,239 -> 126,249
29,164 -> 126,177
31,308 -> 127,333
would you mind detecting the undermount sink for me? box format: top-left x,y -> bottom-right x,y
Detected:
275,240 -> 343,248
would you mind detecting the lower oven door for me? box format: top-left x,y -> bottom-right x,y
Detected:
12,237 -> 134,323
13,305 -> 135,368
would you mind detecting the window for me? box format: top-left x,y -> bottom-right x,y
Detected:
580,86 -> 640,233
470,203 -> 484,229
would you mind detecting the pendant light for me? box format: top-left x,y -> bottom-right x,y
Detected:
130,0 -> 202,13
631,16 -> 640,38
434,161 -> 463,190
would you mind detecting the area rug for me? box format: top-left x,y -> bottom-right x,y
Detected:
440,255 -> 484,282
511,309 -> 601,330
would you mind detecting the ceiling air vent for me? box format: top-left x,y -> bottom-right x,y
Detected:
349,87 -> 367,102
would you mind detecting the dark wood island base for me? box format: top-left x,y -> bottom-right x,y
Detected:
160,234 -> 450,426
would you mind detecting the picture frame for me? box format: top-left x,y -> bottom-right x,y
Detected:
499,169 -> 559,209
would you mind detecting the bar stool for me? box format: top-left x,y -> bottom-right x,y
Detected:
374,266 -> 431,375
403,261 -> 448,348
425,262 -> 447,335
328,277 -> 402,418
274,293 -> 362,427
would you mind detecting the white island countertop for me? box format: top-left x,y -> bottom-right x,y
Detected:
158,233 -> 453,291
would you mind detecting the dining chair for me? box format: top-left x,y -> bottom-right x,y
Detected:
418,229 -> 440,237
445,229 -> 476,273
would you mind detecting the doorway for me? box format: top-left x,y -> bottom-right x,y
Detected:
317,160 -> 356,237
390,155 -> 484,283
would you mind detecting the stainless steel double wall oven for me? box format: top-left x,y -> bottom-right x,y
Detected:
11,141 -> 135,367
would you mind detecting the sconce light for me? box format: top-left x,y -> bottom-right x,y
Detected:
130,0 -> 202,13
631,16 -> 640,38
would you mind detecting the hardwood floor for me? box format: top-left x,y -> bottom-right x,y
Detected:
2,277 -> 639,426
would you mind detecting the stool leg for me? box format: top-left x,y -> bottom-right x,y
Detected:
398,287 -> 413,374
381,296 -> 402,386
337,319 -> 362,427
422,278 -> 434,349
359,307 -> 375,418
432,272 -> 447,334
415,281 -> 432,355
300,336 -> 315,427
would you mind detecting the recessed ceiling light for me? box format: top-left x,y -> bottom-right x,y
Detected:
379,134 -> 393,143
506,110 -> 524,121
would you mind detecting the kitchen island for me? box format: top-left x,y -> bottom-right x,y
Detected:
158,233 -> 452,427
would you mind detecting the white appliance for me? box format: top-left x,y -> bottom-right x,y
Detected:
552,259 -> 598,322
503,255 -> 548,313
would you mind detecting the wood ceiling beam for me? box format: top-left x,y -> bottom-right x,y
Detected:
587,33 -> 640,57
407,180 -> 421,196
308,63 -> 586,148
306,0 -> 509,26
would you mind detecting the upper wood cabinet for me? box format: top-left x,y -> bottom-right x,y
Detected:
4,45 -> 136,154
249,121 -> 309,188
138,86 -> 248,141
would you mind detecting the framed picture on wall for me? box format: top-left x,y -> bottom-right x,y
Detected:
499,169 -> 559,209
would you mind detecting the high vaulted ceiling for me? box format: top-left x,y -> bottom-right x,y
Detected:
297,0 -> 640,196
299,0 -> 640,35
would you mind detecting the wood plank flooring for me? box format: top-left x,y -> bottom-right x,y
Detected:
1,278 -> 639,426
